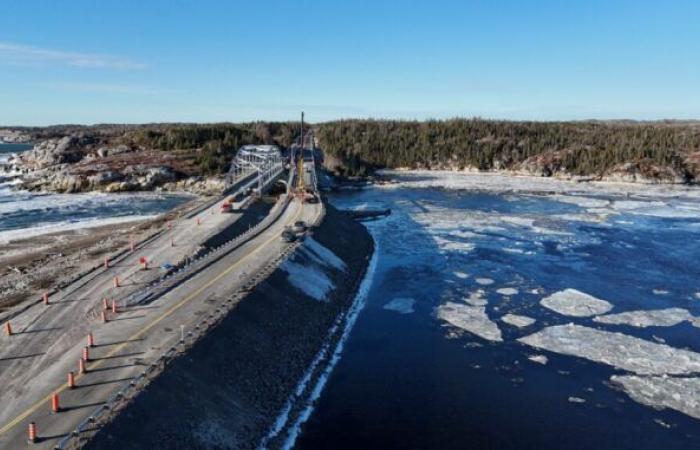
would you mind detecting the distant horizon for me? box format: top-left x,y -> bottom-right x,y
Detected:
2,0 -> 699,125
3,116 -> 700,129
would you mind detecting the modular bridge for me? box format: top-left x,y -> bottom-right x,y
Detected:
226,145 -> 286,197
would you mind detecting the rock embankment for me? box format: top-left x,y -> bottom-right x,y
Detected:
85,203 -> 374,450
10,133 -> 228,194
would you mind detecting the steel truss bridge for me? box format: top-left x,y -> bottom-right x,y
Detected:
226,145 -> 286,196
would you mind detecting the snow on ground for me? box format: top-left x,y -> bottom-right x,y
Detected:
540,289 -> 613,317
475,278 -> 494,286
304,238 -> 347,271
611,375 -> 700,420
0,215 -> 156,244
281,259 -> 335,302
593,308 -> 697,328
501,313 -> 536,328
496,287 -> 519,296
518,324 -> 700,375
436,302 -> 503,342
383,298 -> 416,314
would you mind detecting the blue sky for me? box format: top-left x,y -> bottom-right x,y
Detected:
1,0 -> 699,125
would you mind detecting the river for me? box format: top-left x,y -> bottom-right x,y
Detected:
0,143 -> 192,243
294,171 -> 700,450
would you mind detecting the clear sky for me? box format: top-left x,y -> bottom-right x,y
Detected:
2,0 -> 699,125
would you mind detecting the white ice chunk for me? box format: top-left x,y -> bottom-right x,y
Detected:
540,289 -> 613,317
528,354 -> 548,365
465,289 -> 487,306
496,287 -> 519,296
594,308 -> 694,328
383,298 -> 416,314
612,375 -> 700,420
453,271 -> 469,279
501,313 -> 536,328
475,278 -> 494,286
436,302 -> 503,342
518,323 -> 700,375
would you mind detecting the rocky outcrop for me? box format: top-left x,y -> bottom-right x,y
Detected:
602,160 -> 689,184
20,136 -> 92,169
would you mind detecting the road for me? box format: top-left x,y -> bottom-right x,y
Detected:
0,190 -> 321,449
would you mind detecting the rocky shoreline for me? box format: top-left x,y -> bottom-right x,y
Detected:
84,203 -> 374,450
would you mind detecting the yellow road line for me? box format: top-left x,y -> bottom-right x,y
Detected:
0,202 -> 302,438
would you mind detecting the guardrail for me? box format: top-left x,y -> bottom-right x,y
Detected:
54,197 -> 324,450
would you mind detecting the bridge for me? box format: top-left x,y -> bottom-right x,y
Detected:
0,133 -> 324,449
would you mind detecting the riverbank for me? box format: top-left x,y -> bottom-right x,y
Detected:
84,203 -> 374,449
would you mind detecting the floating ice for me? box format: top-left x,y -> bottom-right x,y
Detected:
465,290 -> 487,306
593,308 -> 695,328
518,323 -> 700,375
652,289 -> 670,296
695,292 -> 700,300
453,271 -> 469,279
383,298 -> 416,314
540,289 -> 613,317
528,355 -> 548,365
568,397 -> 586,404
475,278 -> 494,286
436,302 -> 503,342
611,375 -> 700,420
496,287 -> 519,296
501,313 -> 536,328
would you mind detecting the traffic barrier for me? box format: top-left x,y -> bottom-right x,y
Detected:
68,371 -> 75,389
51,393 -> 61,413
4,322 -> 11,336
27,422 -> 36,443
43,292 -> 49,305
103,298 -> 109,310
87,333 -> 94,348
104,256 -> 109,269
101,311 -> 108,323
113,276 -> 120,288
130,237 -> 135,252
83,346 -> 90,362
112,300 -> 118,314
79,358 -> 87,374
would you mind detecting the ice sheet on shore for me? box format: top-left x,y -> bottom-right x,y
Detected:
501,313 -> 536,328
594,308 -> 695,328
540,289 -> 613,317
611,375 -> 700,420
383,297 -> 416,314
304,238 -> 347,271
436,302 -> 503,342
518,324 -> 700,375
281,259 -> 335,302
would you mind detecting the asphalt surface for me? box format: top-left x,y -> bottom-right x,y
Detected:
0,193 -> 320,449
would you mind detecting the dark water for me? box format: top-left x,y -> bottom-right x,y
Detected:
295,180 -> 700,450
0,142 -> 32,154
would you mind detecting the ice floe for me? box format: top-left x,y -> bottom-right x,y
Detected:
464,290 -> 488,306
528,355 -> 548,365
611,375 -> 700,420
436,302 -> 503,342
568,397 -> 586,404
593,308 -> 696,328
453,271 -> 469,279
652,289 -> 669,296
518,323 -> 700,375
475,278 -> 494,286
501,313 -> 536,328
540,289 -> 613,317
496,287 -> 519,296
383,297 -> 416,314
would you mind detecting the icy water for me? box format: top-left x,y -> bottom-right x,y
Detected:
296,172 -> 700,450
0,142 -> 192,242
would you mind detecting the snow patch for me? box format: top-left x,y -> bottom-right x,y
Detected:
281,259 -> 335,302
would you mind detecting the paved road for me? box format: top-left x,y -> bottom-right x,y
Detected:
0,194 -> 320,449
